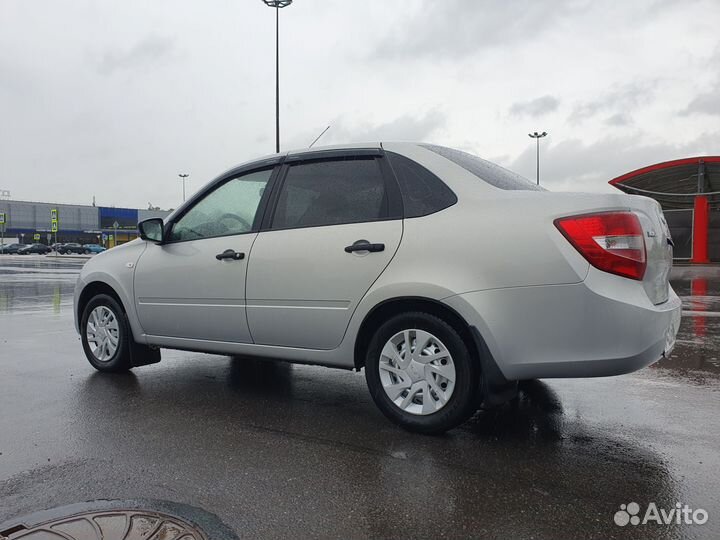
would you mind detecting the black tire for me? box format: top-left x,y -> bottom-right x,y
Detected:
80,294 -> 132,372
84,249 -> 91,254
365,311 -> 479,434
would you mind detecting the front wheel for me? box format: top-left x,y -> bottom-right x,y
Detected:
365,312 -> 479,434
80,294 -> 132,372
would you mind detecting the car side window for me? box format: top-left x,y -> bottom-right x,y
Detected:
169,168 -> 272,242
386,152 -> 457,217
271,158 -> 388,229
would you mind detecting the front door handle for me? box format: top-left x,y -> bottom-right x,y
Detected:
216,249 -> 245,261
344,241 -> 385,253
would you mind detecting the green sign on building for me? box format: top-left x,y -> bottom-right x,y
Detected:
50,208 -> 59,241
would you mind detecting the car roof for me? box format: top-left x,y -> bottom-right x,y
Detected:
223,142 -> 384,173
285,142 -> 381,155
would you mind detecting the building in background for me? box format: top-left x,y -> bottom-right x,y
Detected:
610,157 -> 720,264
0,200 -> 170,247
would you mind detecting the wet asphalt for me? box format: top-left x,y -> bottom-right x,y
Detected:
0,255 -> 718,539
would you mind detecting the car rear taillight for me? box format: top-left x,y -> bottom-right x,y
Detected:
554,211 -> 646,280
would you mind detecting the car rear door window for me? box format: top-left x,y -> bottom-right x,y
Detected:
271,158 -> 388,229
386,152 -> 457,217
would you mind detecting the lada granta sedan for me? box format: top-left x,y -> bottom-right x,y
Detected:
73,143 -> 681,433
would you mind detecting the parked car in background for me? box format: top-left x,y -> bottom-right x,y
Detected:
18,243 -> 51,255
50,243 -> 64,252
58,243 -> 85,255
73,142 -> 681,434
0,243 -> 27,254
82,244 -> 106,254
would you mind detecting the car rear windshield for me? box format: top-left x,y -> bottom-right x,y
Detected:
421,144 -> 544,191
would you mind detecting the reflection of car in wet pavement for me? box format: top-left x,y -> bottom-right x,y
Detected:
73,143 -> 680,434
0,257 -> 718,538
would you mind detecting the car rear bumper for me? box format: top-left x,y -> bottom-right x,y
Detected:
443,267 -> 682,380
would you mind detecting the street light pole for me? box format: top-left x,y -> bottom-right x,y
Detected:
528,131 -> 548,186
275,4 -> 279,153
179,173 -> 189,202
261,0 -> 293,153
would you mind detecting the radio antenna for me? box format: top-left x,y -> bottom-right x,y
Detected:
309,125 -> 331,148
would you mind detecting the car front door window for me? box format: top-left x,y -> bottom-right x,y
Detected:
169,169 -> 272,241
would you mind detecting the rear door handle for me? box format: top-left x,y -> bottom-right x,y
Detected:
344,241 -> 385,253
216,249 -> 245,261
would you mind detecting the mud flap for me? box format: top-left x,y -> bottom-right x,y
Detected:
126,313 -> 161,367
470,326 -> 518,407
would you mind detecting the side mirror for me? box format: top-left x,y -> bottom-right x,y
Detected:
138,218 -> 164,243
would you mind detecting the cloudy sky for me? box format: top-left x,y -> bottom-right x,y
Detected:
1,0 -> 718,209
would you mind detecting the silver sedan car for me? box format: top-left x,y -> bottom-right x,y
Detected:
74,143 -> 681,433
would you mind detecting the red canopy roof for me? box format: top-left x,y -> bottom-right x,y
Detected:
609,156 -> 720,209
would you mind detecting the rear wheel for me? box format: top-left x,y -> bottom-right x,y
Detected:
365,312 -> 479,434
84,249 -> 91,254
81,294 -> 132,372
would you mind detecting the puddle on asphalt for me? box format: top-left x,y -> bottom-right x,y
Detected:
652,315 -> 720,381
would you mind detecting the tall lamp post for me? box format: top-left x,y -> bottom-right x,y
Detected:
179,173 -> 189,202
528,131 -> 548,186
261,0 -> 293,154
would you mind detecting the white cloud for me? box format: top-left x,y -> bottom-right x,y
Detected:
319,110 -> 446,147
510,96 -> 560,117
568,82 -> 656,125
374,0 -> 578,59
97,36 -> 177,76
682,86 -> 720,116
